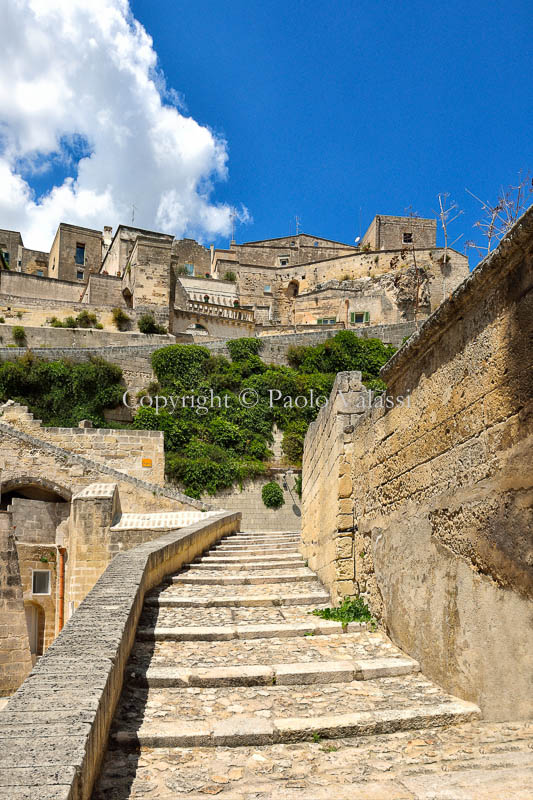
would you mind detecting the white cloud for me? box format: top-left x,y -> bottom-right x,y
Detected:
0,0 -> 240,249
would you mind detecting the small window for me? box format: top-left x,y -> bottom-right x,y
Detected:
75,243 -> 85,265
350,311 -> 370,324
264,285 -> 272,293
317,317 -> 336,325
76,269 -> 84,281
403,232 -> 413,244
36,270 -> 44,277
184,262 -> 194,275
290,240 -> 296,246
314,241 -> 319,247
279,258 -> 289,266
203,295 -> 210,303
2,250 -> 10,264
32,570 -> 51,595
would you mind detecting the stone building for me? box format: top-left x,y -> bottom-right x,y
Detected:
0,228 -> 49,276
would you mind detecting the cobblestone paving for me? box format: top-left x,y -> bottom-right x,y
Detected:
112,675 -> 453,728
94,721 -> 533,799
129,631 -> 403,669
92,530 -> 531,799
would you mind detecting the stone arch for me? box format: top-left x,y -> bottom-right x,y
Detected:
286,280 -> 299,298
122,288 -> 133,309
1,476 -> 71,508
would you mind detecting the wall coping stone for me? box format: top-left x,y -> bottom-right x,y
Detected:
0,509 -> 240,799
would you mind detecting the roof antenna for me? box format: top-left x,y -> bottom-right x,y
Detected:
230,209 -> 236,246
295,215 -> 301,235
131,203 -> 137,225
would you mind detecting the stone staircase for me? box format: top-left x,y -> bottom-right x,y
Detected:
92,529 -> 489,797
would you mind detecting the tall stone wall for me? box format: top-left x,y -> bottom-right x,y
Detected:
301,206 -> 533,721
0,511 -> 33,695
300,373 -> 366,599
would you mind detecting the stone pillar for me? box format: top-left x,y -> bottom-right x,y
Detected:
64,483 -> 120,615
0,511 -> 33,695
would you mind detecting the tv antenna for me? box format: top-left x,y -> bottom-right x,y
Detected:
230,209 -> 236,245
295,215 -> 301,235
131,203 -> 137,225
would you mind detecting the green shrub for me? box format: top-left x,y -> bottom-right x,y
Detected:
0,316 -> 5,324
262,481 -> 285,509
138,313 -> 166,335
0,354 -> 123,426
152,344 -> 210,389
294,474 -> 302,498
75,310 -> 98,328
227,337 -> 263,362
281,419 -> 308,465
49,316 -> 63,327
63,316 -> 77,328
112,307 -> 131,331
287,345 -> 307,369
223,270 -> 237,282
12,326 -> 26,346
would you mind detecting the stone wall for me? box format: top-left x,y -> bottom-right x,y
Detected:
0,511 -> 33,695
205,322 -> 417,365
208,472 -> 301,531
1,404 -> 166,485
361,215 -> 437,250
300,373 -> 366,599
17,542 -> 58,653
0,419 -> 209,514
0,270 -> 84,302
0,506 -> 240,799
8,498 -> 69,544
301,206 -> 533,721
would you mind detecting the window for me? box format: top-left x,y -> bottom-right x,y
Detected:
279,258 -> 289,266
350,311 -> 370,324
1,250 -> 9,264
184,262 -> 194,275
317,317 -> 336,325
314,241 -> 319,247
75,243 -> 85,265
36,270 -> 44,277
402,232 -> 413,244
264,285 -> 272,293
32,570 -> 51,595
76,269 -> 84,281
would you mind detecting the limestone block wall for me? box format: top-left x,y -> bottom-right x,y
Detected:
301,206 -> 533,721
300,372 -> 366,601
1,404 -> 166,485
8,497 -> 69,544
0,511 -> 33,695
0,419 -> 209,514
208,472 -> 302,531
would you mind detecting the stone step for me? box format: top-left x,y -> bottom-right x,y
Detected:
199,553 -> 304,563
137,619 -> 366,641
222,533 -> 302,542
113,684 -> 481,748
172,571 -> 317,585
128,655 -> 420,687
145,591 -> 330,608
212,546 -> 300,556
191,559 -> 305,571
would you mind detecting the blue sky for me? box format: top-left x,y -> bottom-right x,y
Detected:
2,0 -> 531,259
131,0 -> 532,257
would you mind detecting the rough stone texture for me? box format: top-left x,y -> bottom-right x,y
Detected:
0,511 -> 33,695
301,205 -> 533,721
300,371 -> 367,601
207,472 -> 301,531
1,403 -> 166,485
0,507 -> 241,799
